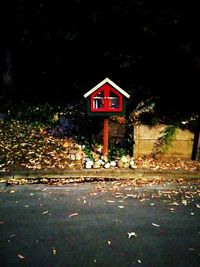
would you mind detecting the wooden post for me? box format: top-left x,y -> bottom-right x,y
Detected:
103,117 -> 109,157
192,130 -> 200,160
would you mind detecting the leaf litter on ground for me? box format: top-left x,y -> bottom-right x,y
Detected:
0,120 -> 200,172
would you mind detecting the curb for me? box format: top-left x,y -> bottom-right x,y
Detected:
0,169 -> 200,180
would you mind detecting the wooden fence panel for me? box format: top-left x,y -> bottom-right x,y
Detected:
133,124 -> 194,159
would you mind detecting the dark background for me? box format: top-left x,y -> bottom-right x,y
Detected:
1,0 -> 200,118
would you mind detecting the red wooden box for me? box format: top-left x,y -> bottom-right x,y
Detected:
84,77 -> 130,116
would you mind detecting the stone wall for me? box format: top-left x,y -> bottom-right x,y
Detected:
133,124 -> 195,159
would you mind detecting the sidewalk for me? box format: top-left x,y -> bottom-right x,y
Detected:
1,168 -> 200,181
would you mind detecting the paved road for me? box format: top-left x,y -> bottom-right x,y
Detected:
0,179 -> 200,267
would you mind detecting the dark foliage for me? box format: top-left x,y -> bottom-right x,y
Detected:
1,0 -> 200,120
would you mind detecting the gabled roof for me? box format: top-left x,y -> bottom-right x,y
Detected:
84,77 -> 130,99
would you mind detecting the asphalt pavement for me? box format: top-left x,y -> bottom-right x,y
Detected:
0,179 -> 200,267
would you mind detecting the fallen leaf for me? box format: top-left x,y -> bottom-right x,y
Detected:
182,200 -> 187,205
42,210 -> 49,215
18,254 -> 25,259
68,212 -> 78,218
10,234 -> 15,238
170,202 -> 179,206
52,247 -> 57,255
152,223 -> 160,227
127,232 -> 137,238
90,192 -> 98,196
